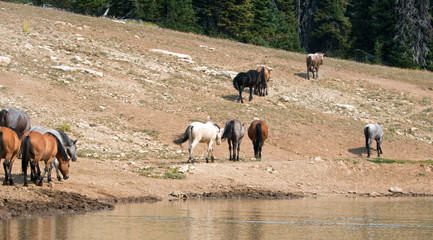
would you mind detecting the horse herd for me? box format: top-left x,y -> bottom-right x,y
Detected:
0,107 -> 77,187
0,53 -> 385,186
173,52 -> 384,162
173,119 -> 268,163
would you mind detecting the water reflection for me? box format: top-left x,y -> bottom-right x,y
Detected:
1,198 -> 433,239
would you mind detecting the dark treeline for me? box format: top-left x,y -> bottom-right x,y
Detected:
7,0 -> 433,70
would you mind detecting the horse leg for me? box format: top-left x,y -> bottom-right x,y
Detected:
248,87 -> 253,101
316,67 -> 319,79
232,141 -> 238,161
38,162 -> 50,186
47,163 -> 54,183
2,160 -> 8,185
376,140 -> 382,157
188,139 -> 199,163
236,140 -> 241,161
238,88 -> 244,104
366,138 -> 373,158
206,141 -> 214,163
228,139 -> 232,161
53,158 -> 61,181
6,158 -> 14,186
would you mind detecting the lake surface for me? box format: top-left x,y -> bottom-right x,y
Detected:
1,197 -> 433,239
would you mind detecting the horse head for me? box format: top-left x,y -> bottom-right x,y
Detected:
213,123 -> 223,145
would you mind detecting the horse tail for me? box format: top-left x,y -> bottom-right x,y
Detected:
55,136 -> 68,161
0,132 -> 3,163
221,120 -> 234,140
233,75 -> 240,91
173,125 -> 192,145
364,126 -> 370,148
22,135 -> 30,174
256,123 -> 262,146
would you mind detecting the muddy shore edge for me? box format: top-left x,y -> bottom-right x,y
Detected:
2,187 -> 432,221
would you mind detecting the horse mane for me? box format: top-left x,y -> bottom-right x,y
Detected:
213,123 -> 220,132
46,132 -> 69,161
56,129 -> 70,145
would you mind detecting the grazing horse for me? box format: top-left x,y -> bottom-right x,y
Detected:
248,120 -> 268,159
0,107 -> 31,137
173,122 -> 223,163
0,127 -> 21,186
233,69 -> 262,103
21,131 -> 70,186
221,119 -> 245,161
31,126 -> 77,181
364,123 -> 384,158
306,53 -> 324,80
255,66 -> 272,96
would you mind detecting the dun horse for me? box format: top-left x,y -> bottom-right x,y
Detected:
233,69 -> 262,103
21,131 -> 70,186
306,53 -> 324,80
364,123 -> 384,158
0,107 -> 31,137
0,127 -> 21,186
221,119 -> 245,161
31,126 -> 77,181
255,66 -> 272,96
248,120 -> 268,159
173,122 -> 223,163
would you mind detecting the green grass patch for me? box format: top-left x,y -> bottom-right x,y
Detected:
367,158 -> 433,165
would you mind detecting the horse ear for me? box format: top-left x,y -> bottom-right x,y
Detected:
73,139 -> 78,144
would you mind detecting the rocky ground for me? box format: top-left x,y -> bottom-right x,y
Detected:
0,2 -> 432,220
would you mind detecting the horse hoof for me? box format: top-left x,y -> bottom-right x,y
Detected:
2,181 -> 8,186
9,181 -> 14,186
37,182 -> 43,186
23,182 -> 28,187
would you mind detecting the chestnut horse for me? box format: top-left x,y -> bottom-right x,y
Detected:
21,131 -> 70,186
0,127 -> 21,186
247,120 -> 268,159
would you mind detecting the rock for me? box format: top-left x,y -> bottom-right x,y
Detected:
169,190 -> 187,200
178,165 -> 189,173
389,187 -> 403,194
314,156 -> 322,162
0,56 -> 11,66
369,192 -> 380,197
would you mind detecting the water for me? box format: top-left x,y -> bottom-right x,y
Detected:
1,197 -> 433,239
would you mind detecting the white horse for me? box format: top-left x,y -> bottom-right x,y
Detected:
173,122 -> 223,163
364,123 -> 384,158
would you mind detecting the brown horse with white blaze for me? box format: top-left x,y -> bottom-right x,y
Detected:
247,120 -> 268,159
0,127 -> 21,186
21,131 -> 70,186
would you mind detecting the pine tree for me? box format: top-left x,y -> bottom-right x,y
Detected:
310,0 -> 351,55
158,0 -> 198,32
393,0 -> 433,68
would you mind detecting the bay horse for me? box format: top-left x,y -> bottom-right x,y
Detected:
0,107 -> 31,137
173,121 -> 223,163
364,123 -> 384,158
31,126 -> 77,181
248,120 -> 268,159
233,69 -> 262,103
221,119 -> 245,161
306,53 -> 324,80
21,131 -> 70,186
0,127 -> 21,186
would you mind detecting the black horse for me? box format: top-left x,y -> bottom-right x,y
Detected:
233,69 -> 262,103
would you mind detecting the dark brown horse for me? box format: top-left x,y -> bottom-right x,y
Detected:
21,131 -> 70,186
0,127 -> 21,186
255,66 -> 272,96
0,107 -> 31,137
247,120 -> 268,159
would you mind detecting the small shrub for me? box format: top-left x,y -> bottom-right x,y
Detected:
388,126 -> 396,133
22,20 -> 30,34
57,122 -> 71,132
163,168 -> 186,179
